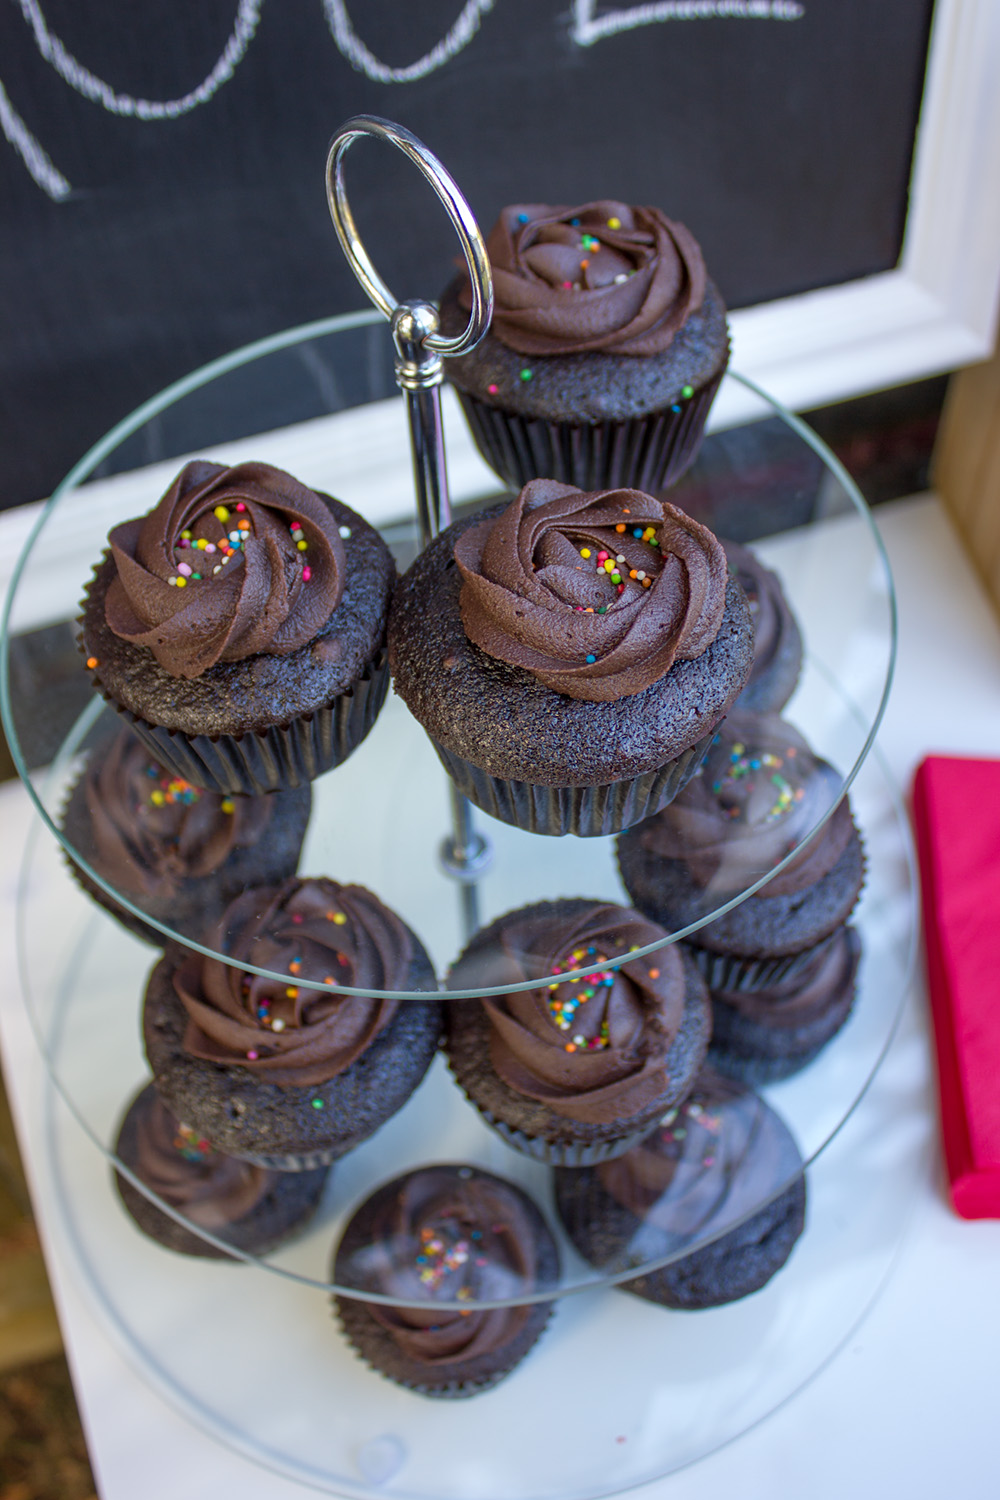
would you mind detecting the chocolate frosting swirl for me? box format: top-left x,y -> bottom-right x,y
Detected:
460,201 -> 706,356
345,1168 -> 542,1364
131,1087 -> 270,1229
596,1069 -> 802,1244
104,460 -> 345,678
174,879 -> 412,1087
84,729 -> 272,900
639,712 -> 852,895
451,903 -> 688,1125
455,480 -> 727,701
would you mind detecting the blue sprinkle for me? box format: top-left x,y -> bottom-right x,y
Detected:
517,212 -> 529,224
633,527 -> 643,538
570,218 -> 581,226
671,404 -> 682,414
586,654 -> 597,663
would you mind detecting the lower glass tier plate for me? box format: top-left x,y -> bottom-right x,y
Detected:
18,735 -> 920,1494
18,665 -> 915,1295
40,951 -> 924,1500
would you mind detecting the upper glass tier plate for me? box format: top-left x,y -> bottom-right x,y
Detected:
1,311 -> 895,1000
3,311 -> 906,1297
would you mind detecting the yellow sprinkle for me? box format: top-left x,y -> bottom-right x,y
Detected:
285,987 -> 299,999
150,790 -> 165,806
220,799 -> 234,813
580,548 -> 591,559
607,216 -> 621,230
296,539 -> 308,551
214,506 -> 230,521
332,912 -> 347,925
175,576 -> 187,588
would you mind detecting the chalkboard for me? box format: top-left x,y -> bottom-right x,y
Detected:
0,0 -> 935,511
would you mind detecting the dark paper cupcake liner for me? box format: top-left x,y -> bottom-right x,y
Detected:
480,1109 -> 657,1167
116,646 -> 390,796
454,374 -> 722,495
431,726 -> 715,838
232,1144 -> 347,1172
333,1297 -> 552,1399
685,934 -> 840,994
707,1041 -> 831,1087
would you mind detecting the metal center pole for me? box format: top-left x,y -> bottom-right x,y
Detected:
325,116 -> 495,943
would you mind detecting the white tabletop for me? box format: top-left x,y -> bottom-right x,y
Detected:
2,491 -> 1000,1500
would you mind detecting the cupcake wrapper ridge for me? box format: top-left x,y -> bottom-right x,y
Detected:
454,373 -> 722,495
431,727 -> 715,838
113,645 -> 390,796
480,1110 -> 657,1167
685,937 -> 838,994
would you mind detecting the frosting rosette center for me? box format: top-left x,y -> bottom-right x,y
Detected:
352,1169 -> 539,1364
175,879 -> 412,1086
135,1091 -> 269,1230
454,903 -> 687,1124
85,731 -> 268,898
455,480 -> 727,701
469,200 -> 706,356
640,713 -> 852,895
104,459 -> 345,678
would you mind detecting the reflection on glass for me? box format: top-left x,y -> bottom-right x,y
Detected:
555,1068 -> 806,1307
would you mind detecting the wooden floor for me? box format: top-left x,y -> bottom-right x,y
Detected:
0,1072 -> 62,1376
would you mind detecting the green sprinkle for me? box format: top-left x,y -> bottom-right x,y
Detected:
310,1098 -> 325,1110
681,384 -> 694,399
519,368 -> 533,382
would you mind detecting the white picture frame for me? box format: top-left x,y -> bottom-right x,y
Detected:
721,0 -> 1000,420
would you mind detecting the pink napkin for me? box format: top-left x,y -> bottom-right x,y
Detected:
912,755 -> 1000,1218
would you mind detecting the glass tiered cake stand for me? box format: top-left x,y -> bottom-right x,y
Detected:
1,312 -> 918,1500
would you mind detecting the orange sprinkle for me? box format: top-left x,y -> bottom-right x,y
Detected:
580,259 -> 589,269
629,569 -> 638,580
565,1043 -> 576,1052
623,507 -> 631,513
642,578 -> 652,588
615,523 -> 626,534
85,657 -> 98,669
649,968 -> 660,978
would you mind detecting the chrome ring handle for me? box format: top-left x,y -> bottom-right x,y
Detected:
325,115 -> 493,359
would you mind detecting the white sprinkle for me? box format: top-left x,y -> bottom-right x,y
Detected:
614,273 -> 628,284
213,565 -> 221,574
339,524 -> 352,538
271,1018 -> 286,1032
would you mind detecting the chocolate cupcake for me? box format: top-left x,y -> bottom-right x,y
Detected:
707,925 -> 862,1084
445,900 -> 711,1165
617,712 -> 865,991
113,1083 -> 329,1259
388,482 -> 753,837
143,878 -> 440,1169
61,725 -> 311,945
333,1165 -> 559,1398
80,460 -> 394,794
441,200 -> 729,493
721,539 -> 803,714
554,1069 -> 806,1309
